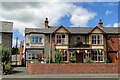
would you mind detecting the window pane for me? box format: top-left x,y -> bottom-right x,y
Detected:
62,39 -> 65,44
98,56 -> 103,61
31,37 -> 35,43
77,37 -> 80,42
98,35 -> 102,44
62,35 -> 65,38
62,51 -> 67,61
39,37 -> 42,43
92,35 -> 96,44
35,37 -> 38,43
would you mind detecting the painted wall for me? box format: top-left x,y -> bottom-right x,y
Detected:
69,34 -> 89,46
25,34 -> 45,49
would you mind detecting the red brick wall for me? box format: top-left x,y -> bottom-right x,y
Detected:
27,63 -> 119,74
107,35 -> 119,51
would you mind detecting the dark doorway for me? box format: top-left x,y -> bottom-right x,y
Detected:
76,52 -> 83,63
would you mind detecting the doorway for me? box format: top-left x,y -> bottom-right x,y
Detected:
76,52 -> 83,63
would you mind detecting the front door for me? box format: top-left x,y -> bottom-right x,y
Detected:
76,52 -> 83,63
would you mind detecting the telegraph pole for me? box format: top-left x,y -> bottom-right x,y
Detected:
16,37 -> 18,65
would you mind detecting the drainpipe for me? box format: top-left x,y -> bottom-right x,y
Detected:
105,34 -> 108,62
49,34 -> 52,63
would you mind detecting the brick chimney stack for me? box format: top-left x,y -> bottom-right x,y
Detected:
45,18 -> 49,28
98,19 -> 103,27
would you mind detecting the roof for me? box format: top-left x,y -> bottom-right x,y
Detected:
25,26 -> 119,34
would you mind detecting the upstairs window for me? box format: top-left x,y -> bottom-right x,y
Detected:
76,37 -> 81,42
56,34 -> 66,44
31,36 -> 42,43
92,35 -> 103,45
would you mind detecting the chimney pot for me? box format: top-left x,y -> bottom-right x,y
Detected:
45,17 -> 49,28
98,19 -> 103,27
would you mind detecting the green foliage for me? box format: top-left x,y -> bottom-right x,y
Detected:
54,52 -> 62,63
70,57 -> 76,63
11,47 -> 19,55
85,56 -> 94,63
0,47 -> 13,75
3,62 -> 13,75
106,53 -> 112,63
46,55 -> 53,63
1,47 -> 11,63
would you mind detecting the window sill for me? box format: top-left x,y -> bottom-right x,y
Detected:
31,43 -> 43,44
55,44 -> 70,46
91,44 -> 104,46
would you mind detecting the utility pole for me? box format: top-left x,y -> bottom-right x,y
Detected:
16,37 -> 18,65
49,34 -> 52,64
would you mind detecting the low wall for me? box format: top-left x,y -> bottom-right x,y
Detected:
27,62 -> 119,74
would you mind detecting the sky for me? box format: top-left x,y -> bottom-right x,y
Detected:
0,1 -> 119,47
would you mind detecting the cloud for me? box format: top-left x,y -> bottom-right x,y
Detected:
1,2 -> 97,35
12,38 -> 20,48
104,2 -> 118,6
105,10 -> 112,15
113,23 -> 120,27
70,7 -> 97,27
105,24 -> 111,27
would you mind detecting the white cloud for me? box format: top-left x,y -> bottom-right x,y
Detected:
12,38 -> 20,48
105,10 -> 112,15
70,7 -> 97,27
105,24 -> 111,27
113,23 -> 120,27
1,2 -> 97,35
104,3 -> 118,6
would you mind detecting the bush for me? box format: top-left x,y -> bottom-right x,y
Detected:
106,53 -> 112,63
1,47 -> 11,63
3,62 -> 13,75
70,57 -> 76,63
84,57 -> 94,63
46,55 -> 53,63
0,47 -> 12,75
54,52 -> 62,63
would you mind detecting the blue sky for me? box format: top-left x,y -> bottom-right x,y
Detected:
1,2 -> 119,47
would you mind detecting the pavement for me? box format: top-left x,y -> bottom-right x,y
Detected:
1,67 -> 120,79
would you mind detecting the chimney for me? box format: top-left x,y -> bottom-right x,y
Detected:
44,18 -> 49,28
98,19 -> 103,27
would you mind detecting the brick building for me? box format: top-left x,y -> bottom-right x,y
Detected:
24,18 -> 119,63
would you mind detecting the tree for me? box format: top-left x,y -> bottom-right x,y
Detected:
0,47 -> 12,75
1,47 -> 11,63
11,47 -> 19,55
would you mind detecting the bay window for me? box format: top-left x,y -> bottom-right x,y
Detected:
92,50 -> 104,62
26,50 -> 43,60
92,35 -> 103,44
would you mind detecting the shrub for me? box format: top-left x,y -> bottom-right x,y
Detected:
1,47 -> 11,63
54,52 -> 62,63
46,55 -> 53,63
0,47 -> 12,75
84,56 -> 94,63
3,62 -> 13,75
70,57 -> 76,63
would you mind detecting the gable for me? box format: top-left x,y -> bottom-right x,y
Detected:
90,26 -> 105,34
92,28 -> 103,33
54,26 -> 70,33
